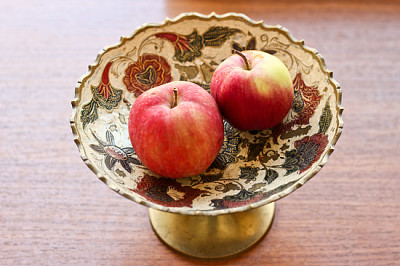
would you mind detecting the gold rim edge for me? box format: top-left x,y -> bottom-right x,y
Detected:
70,12 -> 344,216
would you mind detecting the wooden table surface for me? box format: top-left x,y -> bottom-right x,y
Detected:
1,0 -> 399,265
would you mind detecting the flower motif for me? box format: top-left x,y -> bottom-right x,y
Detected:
281,133 -> 329,175
123,54 -> 172,97
156,31 -> 204,62
81,61 -> 123,128
131,174 -> 207,208
95,61 -> 115,100
90,130 -> 141,173
156,27 -> 241,63
264,168 -> 279,184
209,121 -> 242,170
272,73 -> 322,141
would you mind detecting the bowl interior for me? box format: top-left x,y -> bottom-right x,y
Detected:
71,13 -> 343,215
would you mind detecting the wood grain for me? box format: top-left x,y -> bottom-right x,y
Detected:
1,0 -> 399,265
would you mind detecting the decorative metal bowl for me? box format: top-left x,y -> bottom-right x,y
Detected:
71,12 -> 343,259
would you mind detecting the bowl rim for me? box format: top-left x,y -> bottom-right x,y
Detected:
70,12 -> 344,216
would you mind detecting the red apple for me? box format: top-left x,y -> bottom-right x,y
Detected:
128,81 -> 224,179
210,50 -> 294,130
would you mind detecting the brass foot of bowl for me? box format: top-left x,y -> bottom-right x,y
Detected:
149,203 -> 275,260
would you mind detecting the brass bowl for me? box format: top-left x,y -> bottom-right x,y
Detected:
71,12 -> 343,259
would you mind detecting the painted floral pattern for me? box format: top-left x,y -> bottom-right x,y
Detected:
211,189 -> 264,209
272,73 -> 322,142
156,27 -> 241,63
123,54 -> 172,97
156,31 -> 204,62
281,133 -> 329,175
81,61 -> 123,128
131,174 -> 207,207
73,14 -> 342,213
209,121 -> 241,170
90,130 -> 141,173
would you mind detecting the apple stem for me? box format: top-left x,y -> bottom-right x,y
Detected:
172,88 -> 178,108
232,49 -> 250,70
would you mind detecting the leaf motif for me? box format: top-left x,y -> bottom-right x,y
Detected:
264,168 -> 279,184
80,99 -> 98,129
248,182 -> 266,192
246,142 -> 265,161
90,144 -> 106,154
221,183 -> 240,193
116,169 -> 126,177
259,150 -> 279,164
105,156 -> 117,170
174,64 -> 199,80
120,160 -> 132,173
91,131 -> 107,146
92,86 -> 123,110
280,125 -> 312,140
239,167 -> 260,183
106,130 -> 115,145
318,100 -> 332,134
118,113 -> 127,125
224,189 -> 258,202
232,41 -> 243,51
128,156 -> 142,166
281,150 -> 301,176
200,63 -> 214,83
246,37 -> 256,50
200,173 -> 223,183
175,30 -> 203,62
203,27 -> 241,47
122,147 -> 135,156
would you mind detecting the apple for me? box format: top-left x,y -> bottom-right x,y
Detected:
128,81 -> 224,179
210,50 -> 294,131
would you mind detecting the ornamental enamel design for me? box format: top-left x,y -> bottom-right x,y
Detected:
156,27 -> 241,62
131,174 -> 207,207
209,121 -> 242,170
123,54 -> 173,97
72,13 -> 343,214
80,61 -> 123,128
90,130 -> 141,173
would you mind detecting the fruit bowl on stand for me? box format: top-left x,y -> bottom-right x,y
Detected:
70,12 -> 343,260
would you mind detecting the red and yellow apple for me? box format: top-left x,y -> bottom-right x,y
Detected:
128,81 -> 224,179
210,50 -> 294,131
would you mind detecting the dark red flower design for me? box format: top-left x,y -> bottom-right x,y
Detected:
295,133 -> 329,174
281,133 -> 329,175
123,54 -> 172,97
156,32 -> 192,52
130,174 -> 207,208
96,61 -> 114,99
272,73 -> 322,141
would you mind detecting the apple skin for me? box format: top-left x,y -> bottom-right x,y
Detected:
128,81 -> 224,179
210,50 -> 294,131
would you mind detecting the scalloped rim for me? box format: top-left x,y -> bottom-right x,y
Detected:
70,12 -> 344,216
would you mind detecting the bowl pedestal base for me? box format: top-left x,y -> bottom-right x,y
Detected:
148,202 -> 275,260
